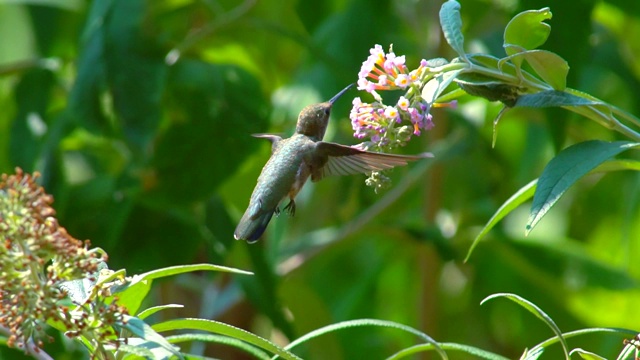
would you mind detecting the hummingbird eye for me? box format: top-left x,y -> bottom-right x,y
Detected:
324,108 -> 331,116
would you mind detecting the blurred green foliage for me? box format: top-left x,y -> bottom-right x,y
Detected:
1,0 -> 639,358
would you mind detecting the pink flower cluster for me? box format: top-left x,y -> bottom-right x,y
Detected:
351,45 -> 442,150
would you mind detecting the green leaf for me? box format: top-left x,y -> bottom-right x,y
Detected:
166,334 -> 271,360
465,179 -> 537,262
151,318 -> 301,360
504,8 -> 552,56
522,347 -> 544,360
515,90 -> 602,108
110,274 -> 152,315
280,319 -> 447,360
134,263 -> 253,282
481,293 -> 569,360
116,343 -> 156,359
114,264 -> 250,314
387,342 -> 509,360
569,348 -> 607,360
137,304 -> 184,320
422,69 -> 463,104
439,0 -> 466,61
526,140 -> 640,235
503,50 -> 569,90
123,316 -> 182,359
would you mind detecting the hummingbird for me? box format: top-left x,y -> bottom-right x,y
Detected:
234,84 -> 430,242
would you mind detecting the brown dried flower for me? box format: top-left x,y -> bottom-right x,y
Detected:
0,168 -> 127,357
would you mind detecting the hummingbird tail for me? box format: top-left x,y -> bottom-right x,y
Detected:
233,210 -> 275,242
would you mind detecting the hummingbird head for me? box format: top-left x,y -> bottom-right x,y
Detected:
295,84 -> 354,140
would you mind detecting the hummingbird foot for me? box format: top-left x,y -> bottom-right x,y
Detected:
274,207 -> 281,217
283,199 -> 296,216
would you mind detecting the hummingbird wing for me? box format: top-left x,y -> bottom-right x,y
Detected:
252,133 -> 283,153
309,142 -> 432,182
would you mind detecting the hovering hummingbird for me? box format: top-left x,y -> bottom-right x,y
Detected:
234,84 -> 430,242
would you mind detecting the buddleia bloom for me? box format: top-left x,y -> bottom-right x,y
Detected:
0,168 -> 127,357
351,44 -> 457,190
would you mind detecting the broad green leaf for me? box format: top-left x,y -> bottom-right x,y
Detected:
152,318 -> 301,360
569,348 -> 607,360
137,304 -> 184,320
504,8 -> 552,56
515,90 -> 602,108
503,50 -> 569,90
465,179 -> 537,262
481,293 -> 569,359
526,140 -> 640,235
123,316 -> 182,359
167,334 -> 271,360
116,343 -> 155,359
280,319 -> 447,360
439,0 -> 466,61
115,280 -> 151,315
387,342 -> 509,360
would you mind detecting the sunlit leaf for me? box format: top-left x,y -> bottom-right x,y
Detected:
422,69 -> 463,104
152,318 -> 300,360
527,140 -> 640,235
481,293 -> 569,359
504,8 -> 552,56
569,348 -> 607,360
166,334 -> 271,360
137,304 -> 184,320
281,319 -> 447,360
123,316 -> 182,359
387,342 -> 508,360
134,263 -> 253,282
503,50 -> 569,90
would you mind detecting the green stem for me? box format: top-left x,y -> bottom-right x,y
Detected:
454,61 -> 640,141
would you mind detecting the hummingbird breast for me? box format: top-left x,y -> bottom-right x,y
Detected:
249,134 -> 315,215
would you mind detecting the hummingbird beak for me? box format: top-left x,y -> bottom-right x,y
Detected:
328,83 -> 354,105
